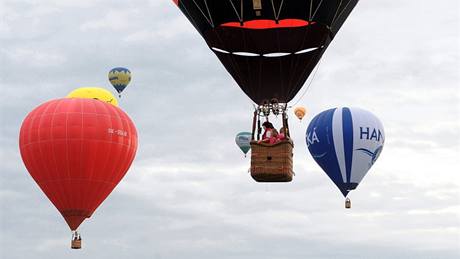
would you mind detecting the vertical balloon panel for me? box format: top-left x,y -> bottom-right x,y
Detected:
349,108 -> 385,185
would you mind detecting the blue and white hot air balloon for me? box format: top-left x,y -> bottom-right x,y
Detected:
306,107 -> 385,207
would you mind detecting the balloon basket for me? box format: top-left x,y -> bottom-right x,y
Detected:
345,198 -> 351,209
71,232 -> 82,249
250,140 -> 294,182
71,239 -> 82,249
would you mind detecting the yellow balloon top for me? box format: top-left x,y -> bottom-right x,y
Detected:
66,87 -> 118,107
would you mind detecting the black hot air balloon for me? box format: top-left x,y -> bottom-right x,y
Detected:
173,0 -> 359,182
173,0 -> 358,104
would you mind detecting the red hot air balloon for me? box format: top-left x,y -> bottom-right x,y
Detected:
19,98 -> 138,248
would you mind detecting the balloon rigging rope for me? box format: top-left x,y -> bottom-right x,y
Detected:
331,1 -> 353,28
228,0 -> 242,22
191,0 -> 214,26
330,0 -> 344,25
271,0 -> 285,20
290,58 -> 323,107
249,57 -> 323,111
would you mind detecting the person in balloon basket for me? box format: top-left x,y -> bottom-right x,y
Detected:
277,127 -> 287,142
258,121 -> 279,144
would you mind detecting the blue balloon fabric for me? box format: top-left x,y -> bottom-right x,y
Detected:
306,107 -> 385,197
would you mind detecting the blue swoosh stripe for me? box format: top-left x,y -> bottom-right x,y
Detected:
342,107 -> 353,184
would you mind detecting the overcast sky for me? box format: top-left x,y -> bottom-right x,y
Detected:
1,0 -> 459,258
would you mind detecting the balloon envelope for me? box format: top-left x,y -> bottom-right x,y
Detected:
306,107 -> 384,197
235,132 -> 252,155
174,0 -> 358,104
294,106 -> 307,120
19,98 -> 138,230
108,67 -> 131,94
67,87 -> 118,106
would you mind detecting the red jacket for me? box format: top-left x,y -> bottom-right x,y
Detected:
261,129 -> 278,144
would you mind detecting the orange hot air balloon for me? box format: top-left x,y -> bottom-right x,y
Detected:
294,106 -> 307,121
19,98 -> 138,248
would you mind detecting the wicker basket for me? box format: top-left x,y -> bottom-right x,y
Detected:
71,239 -> 82,249
250,140 -> 294,182
345,198 -> 351,209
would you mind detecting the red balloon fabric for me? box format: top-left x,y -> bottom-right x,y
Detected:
19,98 -> 138,230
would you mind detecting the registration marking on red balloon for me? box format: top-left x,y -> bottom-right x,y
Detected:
108,128 -> 128,137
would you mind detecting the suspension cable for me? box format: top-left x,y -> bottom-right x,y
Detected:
290,58 -> 323,107
191,0 -> 214,27
311,0 -> 324,20
331,0 -> 353,29
270,0 -> 285,21
203,0 -> 214,27
228,0 -> 243,22
330,0 -> 344,27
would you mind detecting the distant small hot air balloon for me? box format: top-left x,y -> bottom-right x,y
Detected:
67,87 -> 118,106
306,107 -> 384,208
235,132 -> 252,157
294,106 -> 307,121
19,98 -> 138,248
108,67 -> 131,97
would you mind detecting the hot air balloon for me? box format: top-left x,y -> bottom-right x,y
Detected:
294,106 -> 307,121
173,0 -> 359,182
67,87 -> 118,106
306,107 -> 384,208
108,67 -> 131,97
235,132 -> 252,157
19,98 -> 138,248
